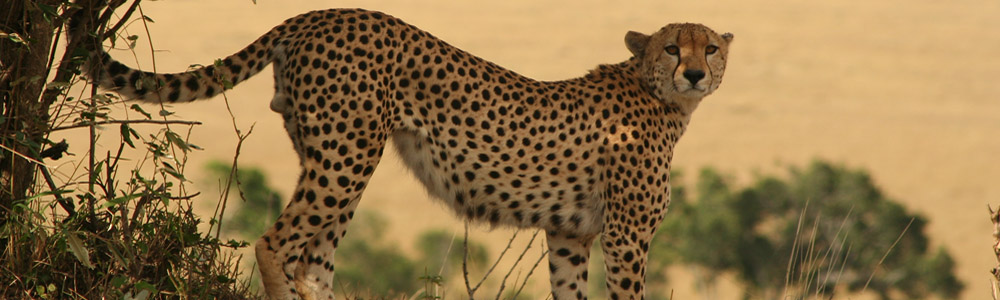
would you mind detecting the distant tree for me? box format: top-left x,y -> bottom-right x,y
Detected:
655,160 -> 963,299
333,211 -> 420,297
655,169 -> 751,299
416,229 -> 489,275
205,160 -> 283,238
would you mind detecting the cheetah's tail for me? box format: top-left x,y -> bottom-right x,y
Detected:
69,10 -> 282,103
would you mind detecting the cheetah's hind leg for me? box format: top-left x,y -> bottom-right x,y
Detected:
256,132 -> 389,299
547,231 -> 597,299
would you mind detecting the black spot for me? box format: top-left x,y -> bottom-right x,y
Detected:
620,278 -> 632,290
108,61 -> 129,75
185,76 -> 200,91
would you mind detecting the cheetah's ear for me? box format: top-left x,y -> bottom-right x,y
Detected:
722,32 -> 734,43
625,31 -> 650,56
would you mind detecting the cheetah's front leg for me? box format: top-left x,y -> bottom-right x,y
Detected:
599,198 -> 667,300
546,231 -> 597,300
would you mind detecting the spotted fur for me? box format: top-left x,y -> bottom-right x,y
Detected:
73,8 -> 732,300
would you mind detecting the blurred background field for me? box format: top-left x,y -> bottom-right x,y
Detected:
50,0 -> 999,298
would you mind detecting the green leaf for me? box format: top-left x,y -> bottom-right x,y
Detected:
89,161 -> 104,183
120,123 -> 135,148
158,109 -> 174,117
45,81 -> 71,90
134,281 -> 157,293
164,130 -> 191,152
130,104 -> 152,119
142,15 -> 155,23
225,239 -> 249,248
93,93 -> 112,104
1,32 -> 26,45
127,35 -> 139,49
36,3 -> 58,17
160,162 -> 186,181
65,232 -> 94,269
23,189 -> 73,203
216,275 -> 234,284
111,276 -> 128,287
105,193 -> 142,207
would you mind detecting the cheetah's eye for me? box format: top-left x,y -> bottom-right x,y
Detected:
705,45 -> 719,55
665,45 -> 680,55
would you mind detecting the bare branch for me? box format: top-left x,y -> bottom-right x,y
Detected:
512,247 -> 549,300
101,1 -> 142,42
495,229 -> 542,300
49,119 -> 202,131
468,228 -> 520,297
0,143 -> 50,168
38,165 -> 75,217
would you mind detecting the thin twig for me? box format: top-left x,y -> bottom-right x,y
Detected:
87,80 -> 97,214
512,247 -> 549,300
832,242 -> 852,299
495,229 -> 542,300
860,217 -> 915,293
816,207 -> 854,297
437,230 -> 459,276
210,83 -> 253,239
796,214 -> 818,295
463,222 -> 474,297
100,0 -> 142,42
783,199 -> 809,297
0,143 -> 50,168
49,119 -> 203,131
38,165 -> 75,217
473,229 -> 520,293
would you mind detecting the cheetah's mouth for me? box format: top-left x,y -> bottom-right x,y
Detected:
675,83 -> 707,93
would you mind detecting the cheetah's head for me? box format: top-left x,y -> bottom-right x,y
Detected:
625,23 -> 732,106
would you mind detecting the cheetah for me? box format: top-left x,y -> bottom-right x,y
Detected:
71,8 -> 732,300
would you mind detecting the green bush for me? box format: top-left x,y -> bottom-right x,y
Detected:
1,1 -> 256,298
655,160 -> 963,299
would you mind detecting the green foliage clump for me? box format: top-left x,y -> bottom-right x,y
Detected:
1,2 -> 259,298
655,160 -> 964,299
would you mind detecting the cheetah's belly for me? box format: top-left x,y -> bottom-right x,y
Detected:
391,129 -> 604,236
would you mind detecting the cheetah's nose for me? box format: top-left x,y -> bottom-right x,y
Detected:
683,69 -> 706,85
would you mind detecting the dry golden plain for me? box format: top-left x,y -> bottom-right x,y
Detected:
53,0 -> 1000,298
